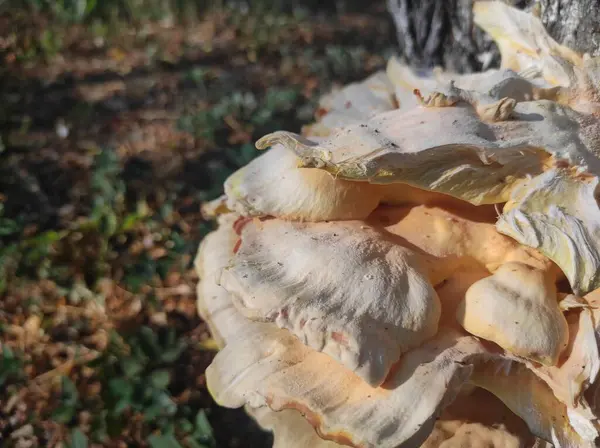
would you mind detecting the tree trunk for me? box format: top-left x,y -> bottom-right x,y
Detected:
387,0 -> 600,73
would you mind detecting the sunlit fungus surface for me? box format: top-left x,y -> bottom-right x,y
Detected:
195,2 -> 600,447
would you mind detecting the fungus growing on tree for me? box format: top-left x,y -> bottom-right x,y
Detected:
196,2 -> 600,446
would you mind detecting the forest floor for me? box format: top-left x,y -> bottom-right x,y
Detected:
0,1 -> 396,447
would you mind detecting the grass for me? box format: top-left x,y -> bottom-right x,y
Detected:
0,0 -> 396,446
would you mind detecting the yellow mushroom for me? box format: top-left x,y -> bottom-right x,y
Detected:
220,216 -> 440,387
457,262 -> 569,365
195,2 -> 600,446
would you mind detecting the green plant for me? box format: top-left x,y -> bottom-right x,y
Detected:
69,428 -> 89,448
0,227 -> 69,294
122,229 -> 188,293
52,376 -> 81,424
179,88 -> 302,143
21,0 -> 97,22
88,148 -> 126,238
92,328 -> 179,426
148,410 -> 215,448
0,204 -> 20,238
38,28 -> 63,57
64,326 -> 216,445
0,345 -> 25,388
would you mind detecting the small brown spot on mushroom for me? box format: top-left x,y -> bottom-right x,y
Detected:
331,332 -> 350,347
233,239 -> 242,254
268,398 -> 358,447
233,217 -> 252,235
316,107 -> 329,118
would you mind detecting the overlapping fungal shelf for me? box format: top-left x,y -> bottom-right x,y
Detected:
195,2 -> 600,447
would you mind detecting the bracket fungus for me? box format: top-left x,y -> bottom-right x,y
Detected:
196,2 -> 600,446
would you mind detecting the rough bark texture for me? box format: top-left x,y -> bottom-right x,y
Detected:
387,0 -> 600,73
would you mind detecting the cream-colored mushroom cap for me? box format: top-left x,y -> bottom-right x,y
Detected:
220,216 -> 441,386
457,262 -> 569,365
224,144 -> 383,221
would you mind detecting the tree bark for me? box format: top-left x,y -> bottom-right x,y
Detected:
387,0 -> 600,73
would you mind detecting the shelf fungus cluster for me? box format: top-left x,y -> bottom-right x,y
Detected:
195,2 -> 600,447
